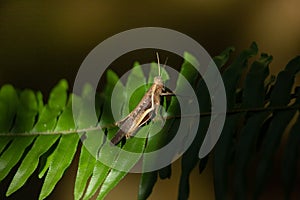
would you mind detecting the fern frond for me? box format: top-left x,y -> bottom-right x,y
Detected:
0,44 -> 299,200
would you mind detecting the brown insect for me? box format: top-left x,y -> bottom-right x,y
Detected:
111,53 -> 172,144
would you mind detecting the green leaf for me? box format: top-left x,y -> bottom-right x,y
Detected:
269,56 -> 300,107
281,111 -> 300,199
74,84 -> 100,200
138,119 -> 174,200
253,56 -> 300,199
222,42 -> 258,108
0,84 -> 19,132
137,63 -> 174,200
214,42 -> 258,200
99,69 -> 124,126
74,145 -> 97,200
6,80 -> 68,196
39,97 -> 79,200
31,80 -> 68,132
83,161 -> 110,200
242,54 -> 272,108
179,47 -> 233,200
125,62 -> 147,113
254,106 -> 299,200
48,79 -> 69,110
39,134 -> 79,200
198,155 -> 209,174
138,172 -> 158,200
95,128 -> 151,199
0,45 -> 299,200
0,89 -> 38,182
76,129 -> 103,199
177,59 -> 207,200
158,164 -> 171,179
53,95 -> 76,131
96,62 -> 148,200
212,47 -> 235,68
0,137 -> 36,182
82,71 -> 125,200
7,137 -> 59,196
0,101 -> 9,134
11,90 -> 39,132
233,54 -> 272,199
0,137 -> 12,154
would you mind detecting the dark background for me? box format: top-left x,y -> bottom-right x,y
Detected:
0,0 -> 300,199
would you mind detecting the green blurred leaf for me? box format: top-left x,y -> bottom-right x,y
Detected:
138,172 -> 158,200
234,54 -> 272,200
159,165 -> 171,179
254,56 -> 300,199
179,47 -> 234,200
281,111 -> 300,199
214,42 -> 258,200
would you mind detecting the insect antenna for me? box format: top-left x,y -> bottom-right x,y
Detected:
161,57 -> 169,88
156,52 -> 161,76
156,52 -> 169,78
162,57 -> 168,76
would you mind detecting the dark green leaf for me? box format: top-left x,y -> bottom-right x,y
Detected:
234,54 -> 272,199
214,42 -> 258,200
281,113 -> 300,199
254,56 -> 300,199
254,97 -> 300,199
159,164 -> 171,179
138,172 -> 158,200
179,48 -> 233,200
199,155 -> 209,174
